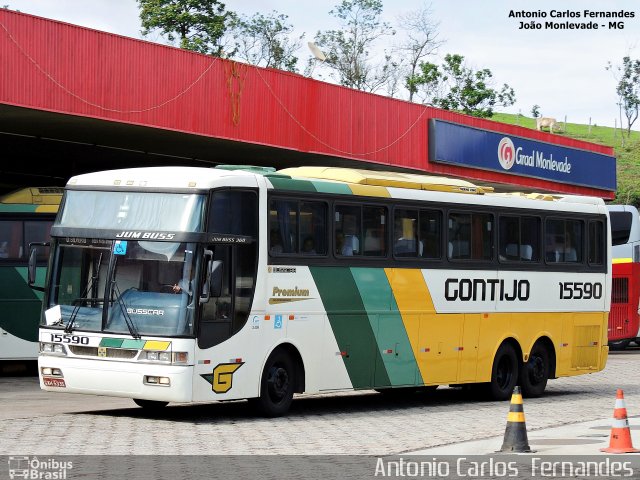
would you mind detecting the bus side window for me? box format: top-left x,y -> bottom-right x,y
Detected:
588,220 -> 605,265
0,220 -> 23,260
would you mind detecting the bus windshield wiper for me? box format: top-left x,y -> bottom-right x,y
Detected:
65,253 -> 103,334
111,280 -> 141,339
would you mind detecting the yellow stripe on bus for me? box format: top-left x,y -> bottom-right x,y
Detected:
143,341 -> 171,351
347,184 -> 391,198
612,258 -> 632,264
34,205 -> 60,213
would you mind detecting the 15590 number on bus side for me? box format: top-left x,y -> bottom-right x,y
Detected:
558,282 -> 603,300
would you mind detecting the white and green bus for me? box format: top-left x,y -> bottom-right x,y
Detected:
0,187 -> 62,362
33,166 -> 610,416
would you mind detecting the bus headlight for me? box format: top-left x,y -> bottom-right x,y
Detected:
40,342 -> 66,356
142,351 -> 188,364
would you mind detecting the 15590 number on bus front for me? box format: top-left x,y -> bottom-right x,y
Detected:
558,281 -> 603,300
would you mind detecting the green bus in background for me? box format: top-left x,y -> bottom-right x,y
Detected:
0,187 -> 62,363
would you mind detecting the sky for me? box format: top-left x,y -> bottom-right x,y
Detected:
7,0 -> 640,129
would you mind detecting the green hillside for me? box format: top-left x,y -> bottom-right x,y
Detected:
490,113 -> 640,206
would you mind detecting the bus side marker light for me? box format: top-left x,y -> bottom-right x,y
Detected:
264,315 -> 271,321
562,343 -> 569,347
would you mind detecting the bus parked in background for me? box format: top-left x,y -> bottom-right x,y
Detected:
33,166 -> 610,416
0,187 -> 62,362
607,204 -> 640,350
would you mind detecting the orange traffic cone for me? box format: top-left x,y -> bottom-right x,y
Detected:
498,385 -> 533,453
601,389 -> 640,453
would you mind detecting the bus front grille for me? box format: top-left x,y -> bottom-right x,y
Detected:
69,346 -> 138,359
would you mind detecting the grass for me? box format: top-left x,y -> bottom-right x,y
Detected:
490,113 -> 640,206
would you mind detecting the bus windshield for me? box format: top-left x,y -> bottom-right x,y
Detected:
47,240 -> 198,337
58,191 -> 205,231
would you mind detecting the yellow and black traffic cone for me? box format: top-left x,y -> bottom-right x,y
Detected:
498,385 -> 533,453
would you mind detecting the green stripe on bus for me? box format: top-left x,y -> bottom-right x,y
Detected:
309,266 -> 390,389
311,181 -> 352,195
0,205 -> 41,213
121,339 -> 146,349
100,338 -> 124,348
0,267 -> 43,341
267,177 -> 317,192
351,268 -> 421,387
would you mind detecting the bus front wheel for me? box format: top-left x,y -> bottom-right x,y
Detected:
487,342 -> 519,401
251,349 -> 295,417
519,343 -> 549,398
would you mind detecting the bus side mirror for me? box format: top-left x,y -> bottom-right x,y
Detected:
28,242 -> 48,292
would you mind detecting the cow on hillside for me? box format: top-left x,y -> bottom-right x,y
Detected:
536,117 -> 558,132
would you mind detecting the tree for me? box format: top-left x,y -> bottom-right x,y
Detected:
396,2 -> 443,102
137,0 -> 233,56
531,105 -> 540,118
607,56 -> 640,138
312,0 -> 396,93
228,11 -> 302,72
408,53 -> 516,118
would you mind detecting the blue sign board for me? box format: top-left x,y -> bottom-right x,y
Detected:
428,120 -> 616,191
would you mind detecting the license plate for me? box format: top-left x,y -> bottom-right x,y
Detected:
43,377 -> 66,388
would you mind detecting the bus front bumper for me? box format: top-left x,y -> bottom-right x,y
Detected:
38,356 -> 193,403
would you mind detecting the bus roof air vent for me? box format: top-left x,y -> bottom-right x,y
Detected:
277,167 -> 493,195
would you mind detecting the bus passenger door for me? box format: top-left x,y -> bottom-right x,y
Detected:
198,190 -> 258,351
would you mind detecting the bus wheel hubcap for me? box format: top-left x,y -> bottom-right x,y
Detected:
268,366 -> 289,401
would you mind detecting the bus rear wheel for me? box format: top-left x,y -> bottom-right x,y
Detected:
519,343 -> 549,398
133,399 -> 169,409
251,349 -> 295,417
487,342 -> 518,401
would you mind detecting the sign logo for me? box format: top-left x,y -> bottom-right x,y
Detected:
497,137 -> 516,170
201,362 -> 244,394
113,240 -> 128,255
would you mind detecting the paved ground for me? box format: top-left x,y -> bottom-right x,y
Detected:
2,350 -> 640,456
